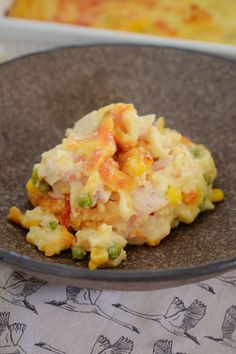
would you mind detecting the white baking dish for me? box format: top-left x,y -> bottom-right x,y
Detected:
1,0 -> 236,62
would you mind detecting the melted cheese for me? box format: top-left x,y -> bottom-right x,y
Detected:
7,0 -> 236,45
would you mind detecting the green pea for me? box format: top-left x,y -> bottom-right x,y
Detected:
32,167 -> 51,193
48,221 -> 58,230
189,146 -> 201,158
71,246 -> 86,260
32,168 -> 39,185
37,181 -> 51,194
203,173 -> 212,186
78,193 -> 93,209
108,244 -> 122,260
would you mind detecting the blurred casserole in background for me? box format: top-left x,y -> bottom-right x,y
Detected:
6,0 -> 236,45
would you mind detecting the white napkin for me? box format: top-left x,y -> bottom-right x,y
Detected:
0,265 -> 235,354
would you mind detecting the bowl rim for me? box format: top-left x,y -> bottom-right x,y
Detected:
1,43 -> 236,283
1,42 -> 236,68
0,248 -> 236,283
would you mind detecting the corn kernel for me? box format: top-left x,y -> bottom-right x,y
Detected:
123,157 -> 146,177
7,206 -> 23,225
90,247 -> 109,266
44,247 -> 56,257
26,178 -> 42,198
21,208 -> 44,228
89,261 -> 98,270
210,188 -> 224,203
167,186 -> 182,205
22,219 -> 41,228
26,179 -> 36,193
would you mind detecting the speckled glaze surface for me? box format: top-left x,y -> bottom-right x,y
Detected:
0,45 -> 235,290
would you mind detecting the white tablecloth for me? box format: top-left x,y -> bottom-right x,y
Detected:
0,265 -> 235,354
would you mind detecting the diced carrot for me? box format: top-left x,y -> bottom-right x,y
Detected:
183,192 -> 198,205
181,136 -> 192,145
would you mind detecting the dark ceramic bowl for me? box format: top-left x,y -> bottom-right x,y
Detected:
0,45 -> 235,290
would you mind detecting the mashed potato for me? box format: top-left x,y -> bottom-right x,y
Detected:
8,103 -> 224,269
